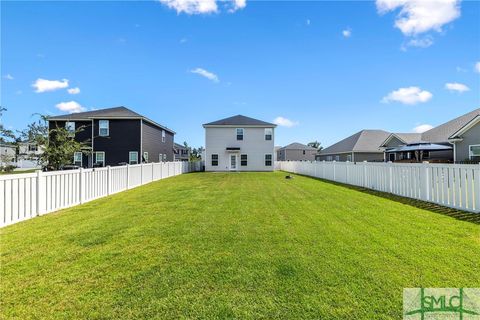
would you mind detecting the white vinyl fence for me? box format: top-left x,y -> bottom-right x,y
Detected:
276,161 -> 480,213
0,161 -> 202,228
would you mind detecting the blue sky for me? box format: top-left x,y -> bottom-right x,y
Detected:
1,0 -> 479,148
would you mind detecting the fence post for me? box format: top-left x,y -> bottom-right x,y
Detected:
79,168 -> 84,204
420,161 -> 430,201
333,161 -> 336,181
140,163 -> 144,185
126,164 -> 130,190
36,170 -> 42,216
388,161 -> 393,193
363,161 -> 367,188
107,166 -> 111,195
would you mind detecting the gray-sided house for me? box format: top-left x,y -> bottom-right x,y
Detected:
380,108 -> 480,163
174,143 -> 190,161
203,115 -> 276,171
277,143 -> 317,161
48,106 -> 175,168
316,130 -> 390,162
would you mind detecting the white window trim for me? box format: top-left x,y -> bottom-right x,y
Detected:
143,151 -> 149,163
73,152 -> 82,167
265,128 -> 273,141
211,153 -> 219,166
236,128 -> 244,141
162,130 -> 166,143
129,151 -> 138,165
99,120 -> 109,137
65,121 -> 75,137
264,153 -> 273,166
469,144 -> 480,159
240,154 -> 248,166
95,151 -> 105,167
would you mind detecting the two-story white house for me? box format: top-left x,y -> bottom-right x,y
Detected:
203,115 -> 277,171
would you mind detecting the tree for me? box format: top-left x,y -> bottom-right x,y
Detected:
18,113 -> 49,148
0,107 -> 15,144
39,125 -> 90,171
308,141 -> 323,151
189,146 -> 204,161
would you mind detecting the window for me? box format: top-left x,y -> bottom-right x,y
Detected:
265,154 -> 272,166
159,154 -> 163,162
347,154 -> 352,162
129,151 -> 138,164
335,155 -> 340,161
327,156 -> 333,161
28,144 -> 38,152
236,128 -> 244,141
265,128 -> 273,141
95,152 -> 105,167
162,130 -> 166,143
241,154 -> 248,166
469,145 -> 480,159
211,154 -> 219,166
163,154 -> 167,161
303,150 -> 306,155
73,152 -> 82,167
143,152 -> 149,163
406,152 -> 411,160
99,120 -> 109,136
65,122 -> 75,137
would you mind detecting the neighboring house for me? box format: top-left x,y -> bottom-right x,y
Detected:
174,143 -> 190,161
16,142 -> 43,169
277,142 -> 317,161
48,106 -> 175,167
380,108 -> 480,163
0,144 -> 16,167
203,115 -> 276,171
316,130 -> 390,162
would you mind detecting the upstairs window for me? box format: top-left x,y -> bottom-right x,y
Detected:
211,154 -> 219,166
99,120 -> 109,136
162,130 -> 166,143
28,144 -> 38,152
241,154 -> 248,166
265,128 -> 273,141
236,128 -> 244,141
129,151 -> 138,165
303,150 -> 306,155
65,122 -> 75,137
265,154 -> 272,166
143,152 -> 149,163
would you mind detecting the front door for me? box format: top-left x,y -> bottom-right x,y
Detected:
230,154 -> 237,170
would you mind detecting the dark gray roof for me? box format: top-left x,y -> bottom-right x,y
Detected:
174,142 -> 187,149
280,142 -> 317,151
394,133 -> 423,144
203,115 -> 276,127
320,130 -> 390,154
48,106 -> 175,134
421,108 -> 480,143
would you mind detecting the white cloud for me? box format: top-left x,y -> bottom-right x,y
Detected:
475,61 -> 480,73
306,19 -> 311,26
230,0 -> 246,12
67,87 -> 81,95
342,29 -> 351,38
55,101 -> 86,114
273,116 -> 299,128
413,124 -> 434,133
3,74 -> 14,80
403,36 -> 433,49
376,0 -> 461,36
445,82 -> 470,93
32,78 -> 69,93
190,68 -> 219,82
381,86 -> 433,105
456,66 -> 467,73
159,0 -> 218,14
180,37 -> 188,44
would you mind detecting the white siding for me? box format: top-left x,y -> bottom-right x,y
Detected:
205,127 -> 275,171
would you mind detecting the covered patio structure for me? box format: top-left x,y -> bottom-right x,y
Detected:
385,143 -> 453,163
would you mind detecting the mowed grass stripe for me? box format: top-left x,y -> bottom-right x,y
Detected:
1,172 -> 479,319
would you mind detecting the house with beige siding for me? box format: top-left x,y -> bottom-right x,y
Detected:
277,143 -> 317,161
203,115 -> 276,171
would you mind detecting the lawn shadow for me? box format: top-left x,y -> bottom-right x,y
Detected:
292,173 -> 480,225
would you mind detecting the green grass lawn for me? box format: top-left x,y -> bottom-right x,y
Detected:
0,169 -> 37,175
1,172 -> 479,319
